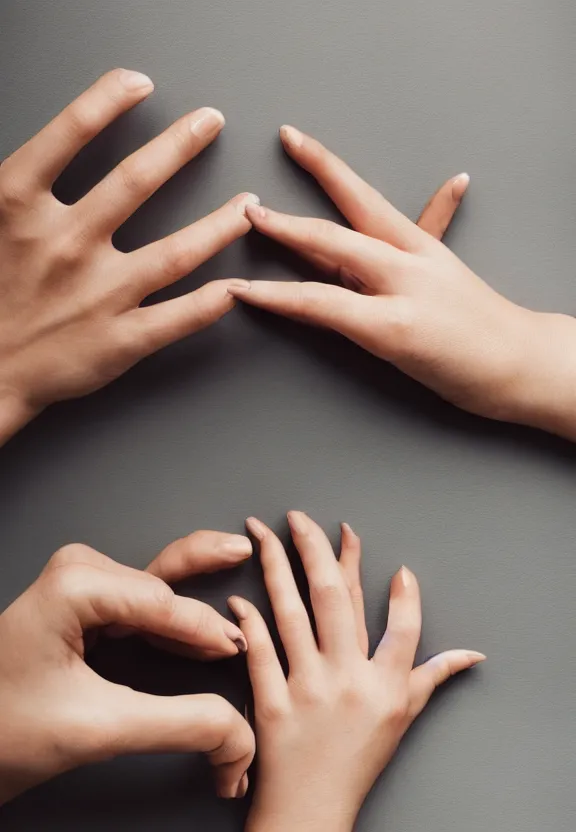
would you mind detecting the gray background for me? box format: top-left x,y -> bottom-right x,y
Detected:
1,0 -> 575,829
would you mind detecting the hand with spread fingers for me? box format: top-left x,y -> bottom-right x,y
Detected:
230,126 -> 576,441
0,532 -> 255,805
0,68 -> 258,446
226,513 -> 484,832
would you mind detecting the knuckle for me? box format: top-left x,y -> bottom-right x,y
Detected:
259,699 -> 290,723
114,159 -> 147,197
160,239 -> 191,280
64,100 -> 101,143
48,543 -> 89,569
42,562 -> 90,602
0,165 -> 30,213
150,581 -> 177,621
310,580 -> 347,611
381,297 -> 417,360
385,696 -> 410,725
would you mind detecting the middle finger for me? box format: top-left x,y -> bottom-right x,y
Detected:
78,107 -> 225,235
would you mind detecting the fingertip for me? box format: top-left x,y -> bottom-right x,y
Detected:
398,564 -> 416,588
245,516 -> 268,541
466,650 -> 487,664
228,595 -> 249,621
451,172 -> 470,201
287,510 -> 309,536
341,521 -> 359,540
222,534 -> 253,560
233,192 -> 261,217
244,202 -> 267,224
280,124 -> 304,150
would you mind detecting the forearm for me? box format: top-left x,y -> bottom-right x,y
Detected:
509,311 -> 576,441
246,795 -> 358,832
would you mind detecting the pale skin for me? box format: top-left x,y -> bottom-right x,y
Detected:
0,70 -> 465,448
226,513 -> 485,832
0,531 -> 256,805
229,125 -> 576,442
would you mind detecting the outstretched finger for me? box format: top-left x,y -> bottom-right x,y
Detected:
408,649 -> 486,719
338,523 -> 369,656
416,173 -> 470,240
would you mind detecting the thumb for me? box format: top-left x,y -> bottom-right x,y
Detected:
408,649 -> 486,719
105,688 -> 255,799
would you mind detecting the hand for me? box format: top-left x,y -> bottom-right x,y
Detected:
228,513 -> 485,832
229,126 -> 576,439
0,68 -> 257,445
0,535 -> 256,805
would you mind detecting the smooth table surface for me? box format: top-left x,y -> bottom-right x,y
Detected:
1,1 -> 576,830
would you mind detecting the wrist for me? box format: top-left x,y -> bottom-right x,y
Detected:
246,796 -> 358,832
0,386 -> 40,446
505,311 -> 576,441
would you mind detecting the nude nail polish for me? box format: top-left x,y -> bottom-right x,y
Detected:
245,516 -> 267,540
190,107 -> 225,138
280,124 -> 304,149
119,69 -> 154,91
287,510 -> 308,535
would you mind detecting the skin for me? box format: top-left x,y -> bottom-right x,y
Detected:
0,531 -> 256,805
0,68 -> 258,446
229,125 -> 576,441
226,513 -> 485,832
0,70 -> 465,449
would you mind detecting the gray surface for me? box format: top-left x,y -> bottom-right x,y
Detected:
1,1 -> 576,830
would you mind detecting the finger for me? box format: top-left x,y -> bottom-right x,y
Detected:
244,204 -> 402,282
80,108 -> 225,234
9,69 -> 155,191
408,649 -> 486,719
53,564 -> 247,657
280,125 -> 425,251
245,517 -> 317,671
106,688 -> 254,798
127,192 -> 259,299
228,279 -> 385,341
338,523 -> 369,656
287,511 -> 358,658
416,173 -> 470,240
373,566 -> 421,675
147,531 -> 252,584
228,596 -> 289,711
124,278 -> 248,357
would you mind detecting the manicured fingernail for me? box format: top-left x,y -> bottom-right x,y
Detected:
223,535 -> 253,557
341,521 -> 358,539
466,650 -> 487,663
119,69 -> 154,92
190,107 -> 225,138
245,203 -> 267,223
280,124 -> 304,149
245,516 -> 267,541
452,172 -> 470,199
227,280 -> 251,295
236,192 -> 261,216
399,565 -> 413,587
228,595 -> 248,620
287,510 -> 308,535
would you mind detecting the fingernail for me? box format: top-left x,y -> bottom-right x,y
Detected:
452,172 -> 470,199
190,107 -> 225,138
399,565 -> 413,587
119,69 -> 154,92
223,535 -> 253,557
228,595 -> 248,620
466,650 -> 487,663
245,516 -> 267,541
280,124 -> 304,149
236,192 -> 261,216
228,280 -> 251,294
236,772 -> 249,798
245,203 -> 267,222
287,510 -> 308,535
341,521 -> 357,538
224,620 -> 248,653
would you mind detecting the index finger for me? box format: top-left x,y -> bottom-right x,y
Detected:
245,204 -> 403,282
373,566 -> 422,675
279,125 -> 426,251
8,68 -> 154,191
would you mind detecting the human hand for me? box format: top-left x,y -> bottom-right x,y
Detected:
0,535 -> 255,805
0,68 -> 257,445
228,513 -> 485,832
229,127 -> 576,437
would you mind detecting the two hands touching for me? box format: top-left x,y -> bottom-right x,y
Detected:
0,514 -> 484,829
2,69 -> 575,447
